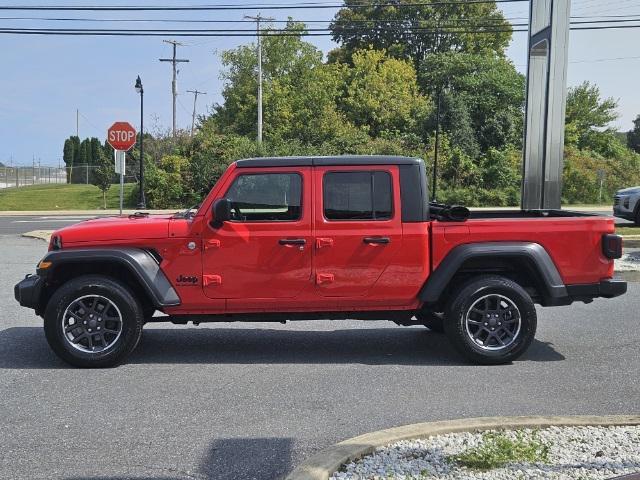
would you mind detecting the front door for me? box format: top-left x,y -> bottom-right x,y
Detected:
202,167 -> 312,300
313,165 -> 402,297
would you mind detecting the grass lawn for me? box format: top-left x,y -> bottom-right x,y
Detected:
617,225 -> 640,236
0,183 -> 136,211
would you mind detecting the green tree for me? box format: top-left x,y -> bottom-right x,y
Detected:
90,137 -> 102,164
213,21 -> 333,141
420,52 -> 525,152
330,0 -> 512,70
627,114 -> 640,154
144,155 -> 193,209
340,48 -> 431,137
565,81 -> 622,157
62,135 -> 80,183
92,151 -> 114,209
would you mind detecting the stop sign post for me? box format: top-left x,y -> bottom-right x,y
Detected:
107,122 -> 137,215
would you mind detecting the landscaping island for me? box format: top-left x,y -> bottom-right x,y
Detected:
330,426 -> 640,480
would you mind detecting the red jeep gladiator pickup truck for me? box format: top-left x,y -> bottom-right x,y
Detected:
15,156 -> 626,367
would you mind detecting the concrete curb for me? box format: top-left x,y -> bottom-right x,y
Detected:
22,230 -> 53,242
285,415 -> 640,480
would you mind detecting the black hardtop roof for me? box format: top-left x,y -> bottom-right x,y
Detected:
235,155 -> 423,168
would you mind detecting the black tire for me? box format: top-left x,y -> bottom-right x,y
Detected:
635,205 -> 640,226
44,275 -> 144,368
444,275 -> 537,365
416,311 -> 445,333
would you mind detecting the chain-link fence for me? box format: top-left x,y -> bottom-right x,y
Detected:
0,165 -> 138,189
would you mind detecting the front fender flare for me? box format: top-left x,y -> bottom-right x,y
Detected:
39,248 -> 180,308
419,242 -> 567,304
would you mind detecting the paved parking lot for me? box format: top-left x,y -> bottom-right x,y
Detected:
1,233 -> 639,480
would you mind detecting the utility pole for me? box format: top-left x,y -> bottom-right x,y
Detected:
186,89 -> 207,136
159,40 -> 189,136
76,109 -> 79,137
244,14 -> 274,144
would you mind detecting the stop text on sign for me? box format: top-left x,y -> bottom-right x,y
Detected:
107,121 -> 137,151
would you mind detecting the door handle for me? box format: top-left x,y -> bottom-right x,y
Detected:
279,238 -> 307,246
363,237 -> 390,245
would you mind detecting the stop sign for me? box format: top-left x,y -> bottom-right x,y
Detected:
107,122 -> 137,151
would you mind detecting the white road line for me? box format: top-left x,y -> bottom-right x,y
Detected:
12,219 -> 84,223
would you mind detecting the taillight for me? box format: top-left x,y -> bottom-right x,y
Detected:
602,234 -> 622,259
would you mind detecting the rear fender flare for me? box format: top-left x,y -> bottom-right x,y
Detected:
419,242 -> 567,304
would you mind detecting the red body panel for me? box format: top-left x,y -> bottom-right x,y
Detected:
431,216 -> 616,284
53,162 -> 617,316
202,166 -> 313,302
312,165 -> 403,298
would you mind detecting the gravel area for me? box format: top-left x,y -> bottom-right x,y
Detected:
616,251 -> 640,271
331,426 -> 640,480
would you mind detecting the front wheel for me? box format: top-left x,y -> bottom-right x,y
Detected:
444,275 -> 537,365
44,275 -> 144,368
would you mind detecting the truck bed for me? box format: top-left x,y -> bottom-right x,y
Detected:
431,209 -> 616,286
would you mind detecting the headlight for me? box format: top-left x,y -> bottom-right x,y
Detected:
624,197 -> 630,209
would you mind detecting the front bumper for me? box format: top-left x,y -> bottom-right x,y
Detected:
14,274 -> 43,310
613,203 -> 635,220
566,279 -> 627,300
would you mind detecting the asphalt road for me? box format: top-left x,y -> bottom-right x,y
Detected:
1,234 -> 639,480
0,215 -> 100,235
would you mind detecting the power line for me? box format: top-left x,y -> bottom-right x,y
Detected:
5,22 -> 640,36
0,15 -> 532,23
0,25 -> 531,33
5,14 -> 640,27
0,0 -> 531,12
570,54 -> 640,63
0,28 -> 523,37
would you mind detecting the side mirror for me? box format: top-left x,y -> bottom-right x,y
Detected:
211,198 -> 232,228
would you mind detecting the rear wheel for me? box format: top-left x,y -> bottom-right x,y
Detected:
444,275 -> 537,365
44,275 -> 143,368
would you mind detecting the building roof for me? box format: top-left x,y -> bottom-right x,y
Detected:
235,155 -> 423,168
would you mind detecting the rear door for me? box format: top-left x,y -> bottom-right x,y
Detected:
202,167 -> 312,300
313,165 -> 402,297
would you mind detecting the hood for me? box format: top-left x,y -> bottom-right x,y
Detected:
616,186 -> 640,195
55,214 -> 174,244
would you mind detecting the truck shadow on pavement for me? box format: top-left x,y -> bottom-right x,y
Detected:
0,326 -> 564,369
63,437 -> 293,480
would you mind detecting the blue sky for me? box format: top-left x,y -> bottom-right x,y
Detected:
1,0 -> 640,166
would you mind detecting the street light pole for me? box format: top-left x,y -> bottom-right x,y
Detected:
245,14 -> 274,144
432,87 -> 441,202
135,75 -> 146,209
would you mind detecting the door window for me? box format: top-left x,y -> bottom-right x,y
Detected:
225,173 -> 302,222
323,171 -> 392,221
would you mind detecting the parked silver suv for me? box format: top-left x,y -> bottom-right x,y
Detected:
613,187 -> 640,225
